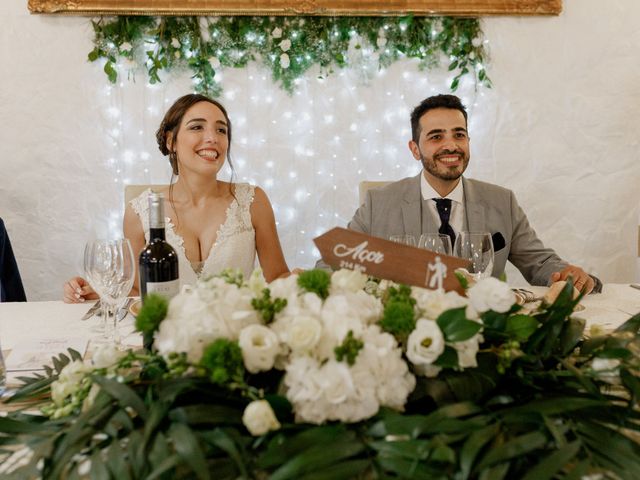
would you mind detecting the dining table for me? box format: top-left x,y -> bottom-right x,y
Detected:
1,299 -> 142,390
1,284 -> 640,390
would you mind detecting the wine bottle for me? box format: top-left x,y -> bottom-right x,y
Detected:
139,192 -> 179,302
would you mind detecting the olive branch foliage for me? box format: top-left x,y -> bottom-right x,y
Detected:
1,281 -> 640,479
88,15 -> 491,97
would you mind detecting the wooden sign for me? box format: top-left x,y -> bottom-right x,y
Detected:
314,227 -> 470,294
28,0 -> 562,16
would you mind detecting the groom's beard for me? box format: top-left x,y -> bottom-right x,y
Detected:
420,148 -> 469,181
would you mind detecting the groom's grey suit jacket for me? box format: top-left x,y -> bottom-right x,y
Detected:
347,174 -> 567,286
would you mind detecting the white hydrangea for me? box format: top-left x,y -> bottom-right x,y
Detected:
467,277 -> 515,313
154,278 -> 260,363
412,287 -> 468,320
330,268 -> 368,295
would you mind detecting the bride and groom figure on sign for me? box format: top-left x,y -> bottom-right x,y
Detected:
64,93 -> 600,303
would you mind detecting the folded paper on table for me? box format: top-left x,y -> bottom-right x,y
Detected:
6,337 -> 89,372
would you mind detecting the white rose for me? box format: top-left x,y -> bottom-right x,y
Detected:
452,335 -> 482,368
171,37 -> 181,48
285,315 -> 322,353
271,27 -> 283,38
91,344 -> 126,369
239,324 -> 280,373
467,277 -> 515,313
208,56 -> 221,69
279,39 -> 292,52
279,53 -> 290,69
242,400 -> 281,436
119,41 -> 133,52
472,37 -> 482,47
406,319 -> 445,366
376,36 -> 387,48
330,269 -> 368,295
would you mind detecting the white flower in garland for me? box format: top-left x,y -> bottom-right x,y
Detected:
171,37 -> 181,48
279,53 -> 290,69
279,39 -> 292,52
91,344 -> 126,370
239,324 -> 281,373
330,269 -> 368,295
467,277 -> 515,313
271,27 -> 283,39
242,400 -> 281,436
208,56 -> 221,69
452,335 -> 483,368
51,360 -> 90,407
412,287 -> 468,320
472,37 -> 483,48
154,277 -> 260,363
406,319 -> 446,368
119,41 -> 133,52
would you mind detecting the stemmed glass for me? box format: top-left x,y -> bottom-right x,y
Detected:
419,233 -> 452,256
453,232 -> 495,281
390,235 -> 417,247
84,239 -> 135,343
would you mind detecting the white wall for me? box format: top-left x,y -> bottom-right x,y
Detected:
1,0 -> 639,301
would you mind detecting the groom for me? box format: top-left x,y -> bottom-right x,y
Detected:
344,94 -> 600,293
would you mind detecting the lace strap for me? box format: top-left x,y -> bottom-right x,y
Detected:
129,188 -> 152,232
233,183 -> 256,210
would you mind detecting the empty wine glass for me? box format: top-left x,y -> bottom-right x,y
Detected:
389,234 -> 417,247
84,239 -> 135,343
453,232 -> 494,281
419,233 -> 452,256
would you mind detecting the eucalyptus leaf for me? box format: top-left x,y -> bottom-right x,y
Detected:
168,423 -> 210,480
520,441 -> 581,480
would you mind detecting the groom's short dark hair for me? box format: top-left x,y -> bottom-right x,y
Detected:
410,94 -> 468,143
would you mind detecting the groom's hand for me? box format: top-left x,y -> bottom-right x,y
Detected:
550,265 -> 594,294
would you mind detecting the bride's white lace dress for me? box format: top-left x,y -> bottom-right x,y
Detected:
130,184 -> 256,286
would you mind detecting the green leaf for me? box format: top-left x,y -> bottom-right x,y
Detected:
92,376 -> 148,421
169,404 -> 243,426
478,462 -> 510,480
614,311 -> 640,334
520,441 -> 581,480
376,456 -> 447,479
168,423 -> 210,480
476,431 -> 547,469
269,434 -> 365,480
505,315 -> 538,341
103,61 -> 117,83
621,368 -> 640,402
298,460 -> 370,480
434,346 -> 459,368
437,307 -> 482,342
0,416 -> 52,434
459,423 -> 500,480
200,428 -> 248,478
146,455 -> 180,480
557,317 -> 585,355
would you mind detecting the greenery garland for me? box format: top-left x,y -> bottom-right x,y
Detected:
88,16 -> 491,97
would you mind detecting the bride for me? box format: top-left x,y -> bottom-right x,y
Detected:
64,94 -> 291,303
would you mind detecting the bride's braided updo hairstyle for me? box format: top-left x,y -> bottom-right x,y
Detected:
156,93 -> 234,176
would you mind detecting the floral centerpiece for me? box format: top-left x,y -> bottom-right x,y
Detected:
2,269 -> 640,479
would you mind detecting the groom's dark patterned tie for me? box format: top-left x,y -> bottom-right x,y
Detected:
433,198 -> 456,250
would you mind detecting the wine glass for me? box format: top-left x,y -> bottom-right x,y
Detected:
389,235 -> 417,247
84,239 -> 135,343
453,232 -> 494,280
419,233 -> 452,256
